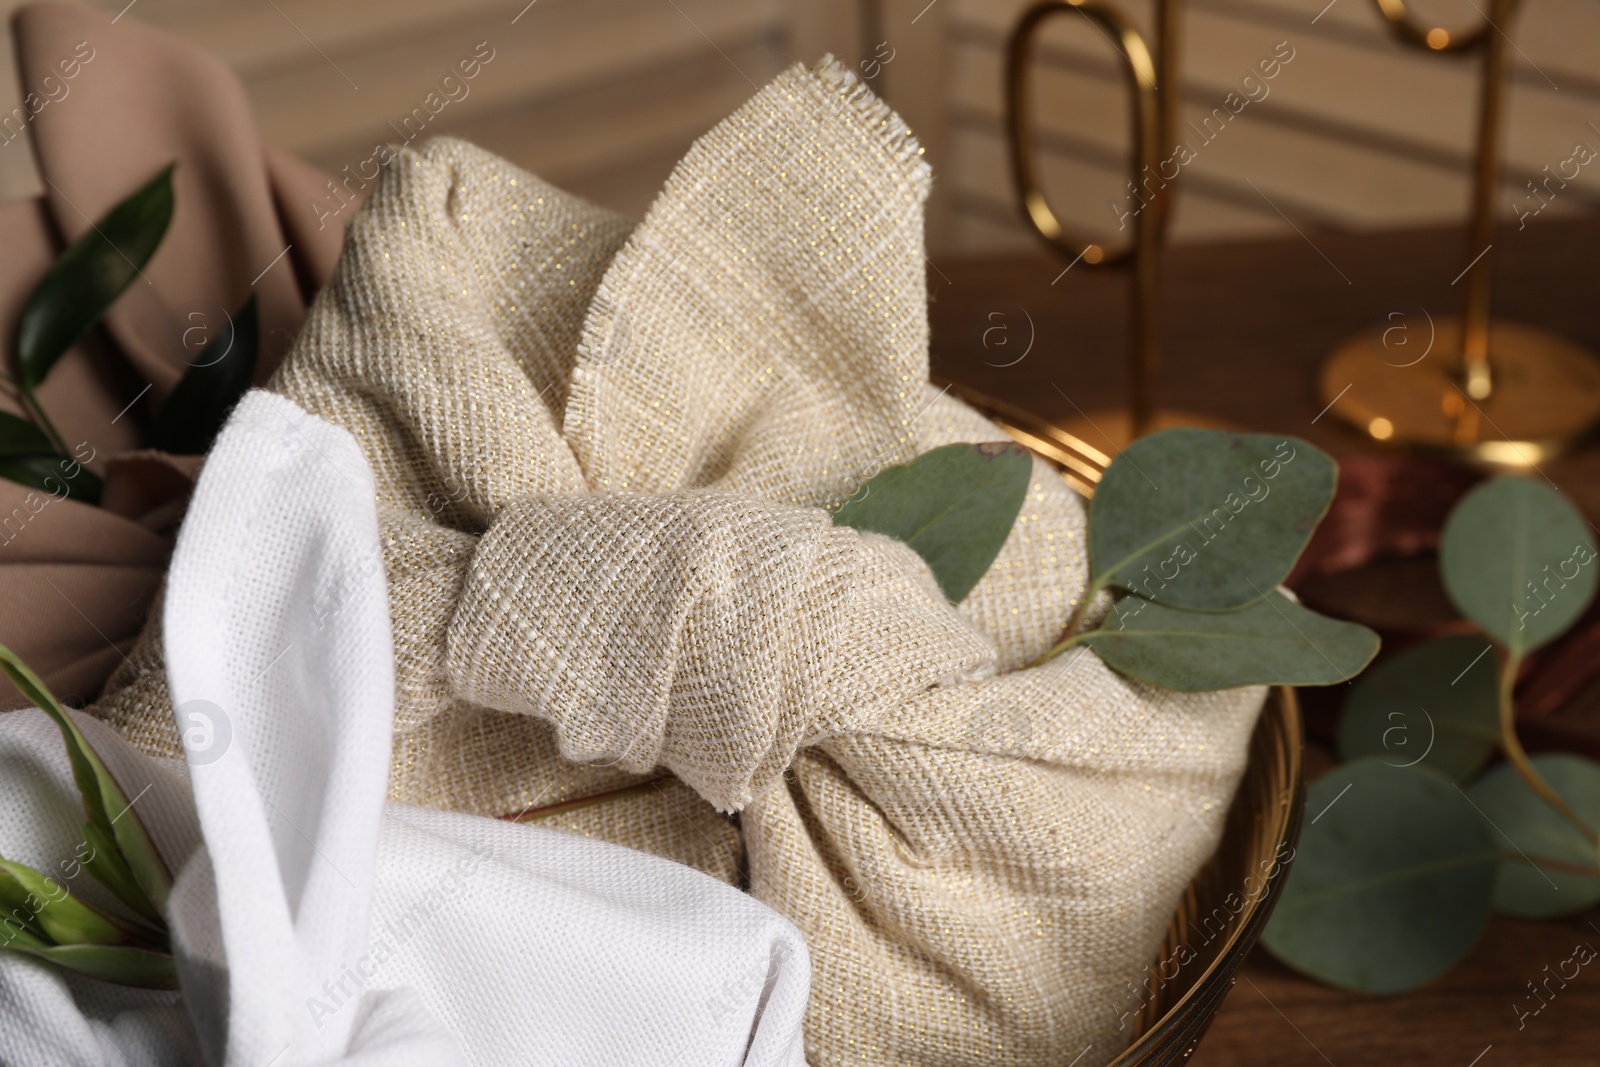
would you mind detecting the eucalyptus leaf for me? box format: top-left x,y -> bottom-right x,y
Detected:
1336,635 -> 1499,781
1440,477 -> 1597,656
16,164 -> 175,389
0,644 -> 170,919
0,860 -> 125,946
0,455 -> 103,506
1075,591 -> 1378,690
1087,429 -> 1336,610
0,411 -> 52,457
1261,759 -> 1497,994
1467,754 -> 1600,919
6,942 -> 178,990
833,441 -> 1033,602
145,294 -> 259,455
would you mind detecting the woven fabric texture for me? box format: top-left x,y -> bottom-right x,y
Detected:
90,59 -> 1265,1066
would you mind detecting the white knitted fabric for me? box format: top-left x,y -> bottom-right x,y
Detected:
1,390 -> 809,1067
89,60 -> 1265,1065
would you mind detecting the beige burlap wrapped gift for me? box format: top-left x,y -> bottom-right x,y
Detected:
92,59 -> 1265,1066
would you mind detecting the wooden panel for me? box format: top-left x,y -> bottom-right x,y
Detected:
942,0 -> 1600,254
946,123 -> 1296,248
2,0 -> 1593,254
446,40 -> 779,217
239,0 -> 784,162
0,0 -> 791,217
951,38 -> 1590,234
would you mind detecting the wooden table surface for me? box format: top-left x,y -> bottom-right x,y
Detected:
928,216 -> 1600,1067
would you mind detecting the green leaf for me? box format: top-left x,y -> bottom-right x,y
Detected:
0,866 -> 48,940
1087,429 -> 1336,610
16,164 -> 175,389
1440,477 -> 1598,656
0,455 -> 103,507
0,644 -> 170,921
1336,635 -> 1499,782
144,294 -> 259,455
1075,591 -> 1378,690
1468,754 -> 1600,919
80,823 -> 162,930
1,917 -> 50,950
1261,759 -> 1497,994
4,942 -> 178,990
833,441 -> 1033,602
0,412 -> 52,457
0,860 -> 126,946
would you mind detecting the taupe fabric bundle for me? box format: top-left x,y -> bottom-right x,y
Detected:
93,60 -> 1265,1066
0,2 -> 346,710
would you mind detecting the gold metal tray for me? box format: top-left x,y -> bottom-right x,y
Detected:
960,382 -> 1307,1066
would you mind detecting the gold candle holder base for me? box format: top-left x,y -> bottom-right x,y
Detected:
1318,318 -> 1600,467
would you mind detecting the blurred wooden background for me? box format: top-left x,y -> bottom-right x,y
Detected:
1,0 -> 1597,254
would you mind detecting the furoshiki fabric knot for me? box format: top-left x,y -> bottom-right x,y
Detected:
90,58 -> 1267,1067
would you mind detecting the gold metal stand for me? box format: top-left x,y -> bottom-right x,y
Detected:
1006,0 -> 1217,448
1318,0 -> 1600,464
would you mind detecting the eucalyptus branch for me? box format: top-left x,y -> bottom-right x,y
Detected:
1498,651 -> 1599,847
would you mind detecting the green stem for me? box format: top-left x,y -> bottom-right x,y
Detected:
1499,650 -> 1598,846
1028,596 -> 1095,668
1513,850 -> 1600,877
18,387 -> 69,458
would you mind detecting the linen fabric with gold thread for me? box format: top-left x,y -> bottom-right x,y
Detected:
90,59 -> 1265,1067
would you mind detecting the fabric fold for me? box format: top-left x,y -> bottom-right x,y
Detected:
447,490 -> 995,812
1,389 -> 812,1067
88,58 -> 1266,1066
1,1 -> 348,710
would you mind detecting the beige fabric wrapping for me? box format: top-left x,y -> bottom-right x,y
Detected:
91,60 -> 1265,1066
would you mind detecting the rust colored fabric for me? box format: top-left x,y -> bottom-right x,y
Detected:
1287,453 -> 1600,744
0,2 -> 344,708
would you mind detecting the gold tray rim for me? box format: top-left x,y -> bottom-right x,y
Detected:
954,380 -> 1307,1066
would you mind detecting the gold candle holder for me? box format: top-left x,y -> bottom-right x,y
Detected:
1318,0 -> 1600,465
1005,0 -> 1223,446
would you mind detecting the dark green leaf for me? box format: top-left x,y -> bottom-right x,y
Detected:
1261,759 -> 1497,994
0,412 -> 52,457
1075,591 -> 1378,690
0,455 -> 103,507
1440,477 -> 1597,656
0,644 -> 170,921
4,942 -> 178,990
1468,754 -> 1600,919
833,441 -> 1033,602
16,164 -> 175,389
1088,429 -> 1336,610
1336,635 -> 1499,781
144,293 -> 259,454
